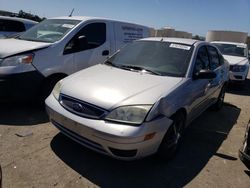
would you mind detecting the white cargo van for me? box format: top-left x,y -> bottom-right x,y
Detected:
0,16 -> 150,101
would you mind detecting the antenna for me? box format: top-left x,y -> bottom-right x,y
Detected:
69,8 -> 75,17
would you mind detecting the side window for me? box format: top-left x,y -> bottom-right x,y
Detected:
0,19 -> 25,32
207,46 -> 220,70
194,46 -> 210,73
64,22 -> 106,54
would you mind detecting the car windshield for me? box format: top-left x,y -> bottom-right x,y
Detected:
213,43 -> 247,57
18,19 -> 80,43
107,41 -> 193,77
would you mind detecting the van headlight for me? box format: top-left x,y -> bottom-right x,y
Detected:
0,54 -> 34,67
52,80 -> 62,100
105,105 -> 152,124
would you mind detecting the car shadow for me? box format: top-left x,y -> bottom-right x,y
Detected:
0,102 -> 49,126
50,102 -> 240,188
226,78 -> 250,96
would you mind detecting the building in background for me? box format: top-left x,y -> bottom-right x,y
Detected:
247,36 -> 250,48
150,27 -> 192,39
206,30 -> 248,43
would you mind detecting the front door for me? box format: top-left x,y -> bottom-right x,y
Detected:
64,22 -> 111,73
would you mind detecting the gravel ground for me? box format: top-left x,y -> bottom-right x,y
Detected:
0,73 -> 250,188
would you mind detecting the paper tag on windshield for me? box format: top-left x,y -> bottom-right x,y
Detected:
62,24 -> 74,29
170,43 -> 191,50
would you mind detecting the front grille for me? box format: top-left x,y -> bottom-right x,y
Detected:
229,65 -> 233,71
59,94 -> 107,119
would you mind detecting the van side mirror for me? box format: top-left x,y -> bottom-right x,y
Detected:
193,70 -> 217,80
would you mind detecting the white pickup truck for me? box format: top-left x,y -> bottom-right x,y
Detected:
212,41 -> 249,85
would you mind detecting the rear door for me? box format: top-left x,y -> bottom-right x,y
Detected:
63,21 -> 111,72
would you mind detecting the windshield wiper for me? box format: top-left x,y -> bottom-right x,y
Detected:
120,65 -> 162,75
104,61 -> 121,68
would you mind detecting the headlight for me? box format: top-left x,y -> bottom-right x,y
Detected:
0,54 -> 34,67
105,105 -> 152,124
52,80 -> 62,100
230,65 -> 246,72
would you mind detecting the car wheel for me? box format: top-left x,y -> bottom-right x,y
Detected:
157,112 -> 186,160
212,85 -> 226,111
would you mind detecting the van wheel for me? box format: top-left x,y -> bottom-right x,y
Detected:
212,85 -> 226,111
157,112 -> 185,160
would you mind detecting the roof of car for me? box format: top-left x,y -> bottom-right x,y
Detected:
211,41 -> 247,47
0,16 -> 38,24
140,37 -> 199,45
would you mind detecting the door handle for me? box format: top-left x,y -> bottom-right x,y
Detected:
102,50 -> 109,56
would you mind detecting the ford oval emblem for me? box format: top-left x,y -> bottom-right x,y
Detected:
72,103 -> 84,112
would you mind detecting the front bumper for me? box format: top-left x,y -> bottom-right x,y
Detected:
0,70 -> 44,101
45,94 -> 173,160
229,70 -> 248,82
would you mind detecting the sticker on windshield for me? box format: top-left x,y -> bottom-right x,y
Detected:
62,24 -> 75,29
169,43 -> 191,50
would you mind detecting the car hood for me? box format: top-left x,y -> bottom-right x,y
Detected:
223,55 -> 249,65
61,64 -> 183,110
0,38 -> 51,58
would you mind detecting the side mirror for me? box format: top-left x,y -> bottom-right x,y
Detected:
77,35 -> 88,50
193,69 -> 217,80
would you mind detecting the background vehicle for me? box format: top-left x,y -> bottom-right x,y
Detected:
239,120 -> 250,170
46,38 -> 229,160
0,16 -> 150,101
0,16 -> 37,38
212,41 -> 249,85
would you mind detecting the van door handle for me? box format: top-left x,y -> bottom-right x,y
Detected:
102,50 -> 109,56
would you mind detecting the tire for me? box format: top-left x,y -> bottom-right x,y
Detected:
212,85 -> 226,111
157,112 -> 186,160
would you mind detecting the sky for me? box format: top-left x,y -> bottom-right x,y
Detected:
0,0 -> 249,36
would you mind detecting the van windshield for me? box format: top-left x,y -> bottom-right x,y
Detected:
107,41 -> 193,77
213,43 -> 247,57
18,19 -> 80,43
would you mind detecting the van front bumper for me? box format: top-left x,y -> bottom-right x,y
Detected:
229,69 -> 248,82
0,71 -> 44,101
45,94 -> 173,160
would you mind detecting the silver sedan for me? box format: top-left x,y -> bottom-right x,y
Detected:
46,38 -> 229,160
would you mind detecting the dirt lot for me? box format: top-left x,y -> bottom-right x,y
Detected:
1,75 -> 250,188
